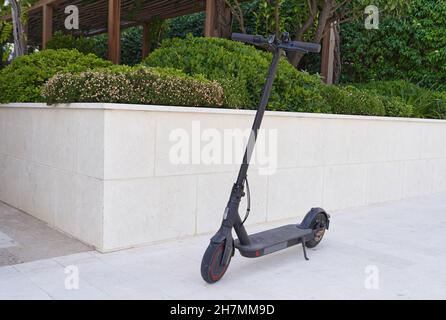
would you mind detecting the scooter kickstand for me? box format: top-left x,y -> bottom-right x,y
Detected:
301,237 -> 309,261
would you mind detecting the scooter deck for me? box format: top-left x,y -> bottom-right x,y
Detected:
234,224 -> 313,258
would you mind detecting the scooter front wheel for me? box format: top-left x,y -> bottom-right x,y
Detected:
201,241 -> 232,284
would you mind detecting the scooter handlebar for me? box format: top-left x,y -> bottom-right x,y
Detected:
232,33 -> 321,54
231,33 -> 267,45
282,41 -> 321,53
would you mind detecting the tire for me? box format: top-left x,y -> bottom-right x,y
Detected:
305,212 -> 328,248
201,241 -> 232,284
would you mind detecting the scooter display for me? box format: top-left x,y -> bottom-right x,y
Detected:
201,32 -> 330,284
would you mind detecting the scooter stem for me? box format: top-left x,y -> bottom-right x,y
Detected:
236,47 -> 282,185
226,47 -> 282,246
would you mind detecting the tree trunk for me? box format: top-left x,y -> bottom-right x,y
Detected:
332,21 -> 341,84
224,0 -> 245,33
216,0 -> 232,38
289,0 -> 334,68
10,0 -> 26,57
314,0 -> 333,43
288,51 -> 304,68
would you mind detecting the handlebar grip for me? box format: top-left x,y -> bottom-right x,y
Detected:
288,41 -> 321,53
231,33 -> 267,45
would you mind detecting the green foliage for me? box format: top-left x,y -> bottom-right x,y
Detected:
0,21 -> 11,44
93,21 -> 167,66
162,1 -> 258,38
251,0 -> 409,41
143,35 -> 327,112
254,0 -> 311,39
165,13 -> 205,38
321,85 -> 386,117
380,96 -> 415,118
353,81 -> 428,108
146,17 -> 169,46
1,44 -> 11,65
353,80 -> 446,119
341,0 -> 446,90
93,23 -> 168,66
143,35 -> 422,118
46,28 -> 147,66
0,49 -> 112,103
0,3 -> 12,68
46,31 -> 100,55
318,81 -> 415,118
1,36 -> 441,120
42,66 -> 224,107
108,27 -> 143,65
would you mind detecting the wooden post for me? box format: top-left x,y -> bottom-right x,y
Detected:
205,0 -> 216,37
216,0 -> 232,38
108,0 -> 121,64
320,23 -> 336,85
142,22 -> 151,59
42,4 -> 53,49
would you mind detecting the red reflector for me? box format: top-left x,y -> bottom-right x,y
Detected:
255,250 -> 260,257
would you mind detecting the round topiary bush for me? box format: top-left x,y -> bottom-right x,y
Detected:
143,35 -> 329,113
0,49 -> 112,103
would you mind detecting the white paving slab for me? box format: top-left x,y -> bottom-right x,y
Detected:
0,201 -> 92,266
0,231 -> 16,249
0,193 -> 445,300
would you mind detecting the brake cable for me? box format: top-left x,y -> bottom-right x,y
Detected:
241,176 -> 251,225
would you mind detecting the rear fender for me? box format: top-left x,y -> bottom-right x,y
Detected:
300,207 -> 330,230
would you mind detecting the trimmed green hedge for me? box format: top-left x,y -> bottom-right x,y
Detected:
320,85 -> 413,118
353,80 -> 446,119
143,36 -> 417,118
42,66 -> 224,107
0,49 -> 112,103
0,42 -> 442,120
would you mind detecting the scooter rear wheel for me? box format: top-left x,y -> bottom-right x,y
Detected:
305,212 -> 328,248
201,241 -> 232,284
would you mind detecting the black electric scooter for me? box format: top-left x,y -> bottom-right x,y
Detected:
201,32 -> 330,284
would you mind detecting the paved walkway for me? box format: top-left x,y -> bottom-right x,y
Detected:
0,202 -> 91,267
1,193 -> 446,299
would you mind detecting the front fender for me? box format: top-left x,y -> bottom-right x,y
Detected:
210,226 -> 234,265
210,226 -> 232,244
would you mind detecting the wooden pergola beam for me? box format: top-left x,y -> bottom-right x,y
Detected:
30,0 -> 64,13
0,0 -> 62,22
42,4 -> 53,49
108,0 -> 121,64
2,0 -> 208,49
3,0 -> 236,62
142,22 -> 151,59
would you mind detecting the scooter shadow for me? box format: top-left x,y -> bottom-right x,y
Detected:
223,246 -> 325,283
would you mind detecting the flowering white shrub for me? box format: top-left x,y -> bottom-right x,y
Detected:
42,66 -> 224,107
